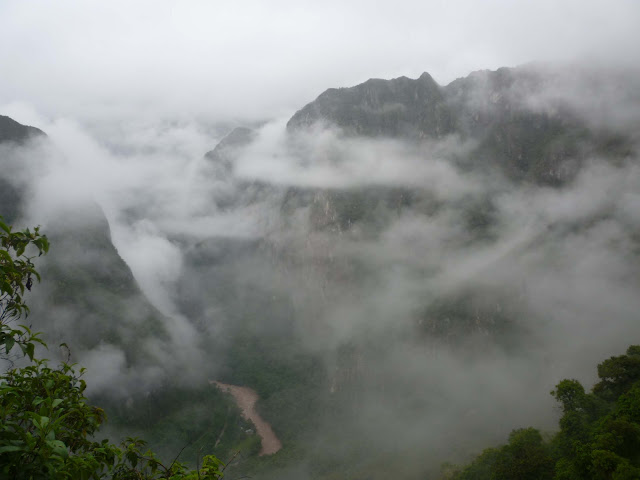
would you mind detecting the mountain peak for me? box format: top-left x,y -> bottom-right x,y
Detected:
286,72 -> 452,138
0,115 -> 46,145
418,71 -> 435,82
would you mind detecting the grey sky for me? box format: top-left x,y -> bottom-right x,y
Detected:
1,0 -> 639,124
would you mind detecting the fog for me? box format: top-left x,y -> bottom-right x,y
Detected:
2,0 -> 640,124
2,2 -> 640,473
2,61 -> 639,478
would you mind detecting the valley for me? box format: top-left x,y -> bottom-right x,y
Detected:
1,62 -> 640,479
211,381 -> 282,456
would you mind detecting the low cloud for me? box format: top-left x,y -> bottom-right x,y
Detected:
2,1 -> 640,125
2,62 -> 640,476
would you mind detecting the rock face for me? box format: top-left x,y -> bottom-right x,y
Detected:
287,72 -> 455,139
287,65 -> 636,185
443,67 -> 587,184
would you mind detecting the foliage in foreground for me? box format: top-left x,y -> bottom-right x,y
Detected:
445,345 -> 640,480
0,217 -> 227,479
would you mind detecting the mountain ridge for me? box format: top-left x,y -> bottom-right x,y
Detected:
0,114 -> 45,145
281,65 -> 636,185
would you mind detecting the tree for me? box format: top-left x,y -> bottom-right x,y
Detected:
0,217 -> 49,363
444,346 -> 640,480
451,428 -> 554,480
0,218 -> 227,479
593,347 -> 640,401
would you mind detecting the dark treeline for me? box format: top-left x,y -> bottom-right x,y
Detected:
445,346 -> 640,480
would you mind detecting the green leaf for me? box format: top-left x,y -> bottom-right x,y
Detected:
0,446 -> 22,454
26,343 -> 35,361
47,440 -> 68,458
0,281 -> 11,295
126,451 -> 139,467
4,337 -> 15,354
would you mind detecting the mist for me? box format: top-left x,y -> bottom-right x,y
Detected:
2,0 -> 640,125
2,59 -> 639,478
2,0 -> 640,471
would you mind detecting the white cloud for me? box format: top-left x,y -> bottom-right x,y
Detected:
1,0 -> 639,124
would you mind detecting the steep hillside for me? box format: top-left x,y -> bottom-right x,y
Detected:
0,115 -> 46,223
179,64 -> 640,479
0,116 -> 251,466
2,63 -> 638,479
0,116 -> 167,363
195,66 -> 640,358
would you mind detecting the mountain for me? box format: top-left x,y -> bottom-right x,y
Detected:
0,115 -> 255,466
0,115 -> 47,223
0,114 -> 45,144
288,65 -> 635,185
199,66 -> 637,347
287,72 -> 455,139
0,169 -> 23,223
205,126 -> 257,172
2,63 -> 639,479
190,65 -> 640,359
0,116 -> 167,363
186,65 -> 640,478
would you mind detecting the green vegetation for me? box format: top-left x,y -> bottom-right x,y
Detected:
0,218 -> 229,479
219,329 -> 328,477
0,217 -> 49,361
36,211 -> 169,360
97,383 -> 259,467
3,212 -> 638,479
445,345 -> 640,479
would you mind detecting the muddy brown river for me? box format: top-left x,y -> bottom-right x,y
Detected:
211,381 -> 282,456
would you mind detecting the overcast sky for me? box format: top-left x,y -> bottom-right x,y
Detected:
1,0 -> 639,125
